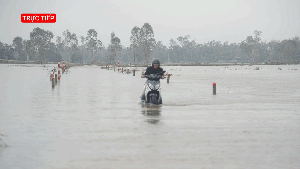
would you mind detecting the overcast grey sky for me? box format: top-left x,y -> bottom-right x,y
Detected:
0,0 -> 299,47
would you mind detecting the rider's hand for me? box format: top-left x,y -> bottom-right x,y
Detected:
142,75 -> 145,78
162,75 -> 165,79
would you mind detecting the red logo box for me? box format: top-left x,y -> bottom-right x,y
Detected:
21,14 -> 56,23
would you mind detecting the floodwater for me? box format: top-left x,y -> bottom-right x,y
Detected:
0,64 -> 299,169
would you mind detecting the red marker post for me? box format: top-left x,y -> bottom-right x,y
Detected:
58,60 -> 61,80
167,74 -> 171,83
52,77 -> 55,88
55,74 -> 57,84
50,74 -> 53,81
63,60 -> 66,70
141,71 -> 144,78
58,70 -> 61,80
213,82 -> 216,95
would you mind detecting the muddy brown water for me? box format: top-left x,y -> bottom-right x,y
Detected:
0,64 -> 299,169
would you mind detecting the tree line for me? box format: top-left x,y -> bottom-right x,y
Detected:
0,23 -> 299,65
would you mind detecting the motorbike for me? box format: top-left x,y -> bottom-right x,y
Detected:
141,71 -> 166,105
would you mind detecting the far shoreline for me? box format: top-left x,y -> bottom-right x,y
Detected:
0,59 -> 299,67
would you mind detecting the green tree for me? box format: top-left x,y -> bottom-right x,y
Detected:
22,40 -> 33,62
107,32 -> 122,64
78,36 -> 86,63
2,44 -> 15,60
140,23 -> 156,63
278,39 -> 298,63
56,36 -> 66,60
153,41 -> 167,63
63,29 -> 78,63
47,42 -> 62,62
85,29 -> 102,63
240,30 -> 263,64
130,26 -> 141,65
252,30 -> 263,63
12,37 -> 25,61
169,38 -> 180,63
0,41 -> 4,59
29,27 -> 54,62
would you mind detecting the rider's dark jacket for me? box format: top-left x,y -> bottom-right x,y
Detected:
144,66 -> 164,76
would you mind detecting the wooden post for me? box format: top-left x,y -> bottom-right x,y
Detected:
122,67 -> 123,73
133,69 -> 135,76
213,82 -> 216,95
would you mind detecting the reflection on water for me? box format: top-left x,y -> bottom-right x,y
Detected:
141,103 -> 161,124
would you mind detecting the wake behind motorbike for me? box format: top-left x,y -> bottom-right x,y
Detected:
141,71 -> 166,105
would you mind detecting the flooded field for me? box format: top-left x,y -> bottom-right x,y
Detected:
0,64 -> 299,169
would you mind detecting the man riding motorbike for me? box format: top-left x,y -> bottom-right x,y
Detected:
141,58 -> 164,101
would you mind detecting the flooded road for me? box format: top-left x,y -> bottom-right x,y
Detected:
0,64 -> 299,169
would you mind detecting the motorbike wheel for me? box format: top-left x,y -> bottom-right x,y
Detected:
150,95 -> 158,104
